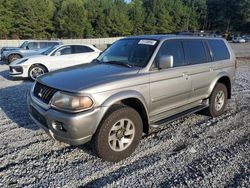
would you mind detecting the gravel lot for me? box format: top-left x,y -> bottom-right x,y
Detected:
0,58 -> 249,187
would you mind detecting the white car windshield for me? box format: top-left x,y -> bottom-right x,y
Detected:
41,45 -> 60,55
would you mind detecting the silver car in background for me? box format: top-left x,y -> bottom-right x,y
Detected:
28,35 -> 236,162
1,40 -> 62,64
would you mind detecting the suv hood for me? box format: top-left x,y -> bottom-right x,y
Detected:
1,47 -> 21,51
38,63 -> 140,93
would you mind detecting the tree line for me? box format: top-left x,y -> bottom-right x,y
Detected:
0,0 -> 249,39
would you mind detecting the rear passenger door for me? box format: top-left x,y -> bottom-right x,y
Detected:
182,39 -> 215,102
72,45 -> 99,65
149,39 -> 192,121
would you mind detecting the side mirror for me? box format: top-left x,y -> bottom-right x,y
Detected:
55,51 -> 61,56
158,55 -> 173,69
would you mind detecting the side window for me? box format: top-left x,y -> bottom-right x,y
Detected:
27,42 -> 38,50
55,46 -> 72,55
183,40 -> 208,65
39,42 -> 48,49
47,42 -> 59,47
155,40 -> 185,67
72,45 -> 94,54
207,39 -> 230,61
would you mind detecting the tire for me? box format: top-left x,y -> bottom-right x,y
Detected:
93,105 -> 143,162
8,54 -> 21,64
28,65 -> 47,81
207,83 -> 228,117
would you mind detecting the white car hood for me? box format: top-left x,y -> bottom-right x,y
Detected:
10,55 -> 47,66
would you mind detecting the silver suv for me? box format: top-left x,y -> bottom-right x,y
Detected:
1,40 -> 62,64
27,35 -> 235,162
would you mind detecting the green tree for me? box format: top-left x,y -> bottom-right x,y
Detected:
143,0 -> 173,34
166,0 -> 189,32
206,0 -> 250,32
128,0 -> 145,35
57,0 -> 93,38
13,0 -> 54,39
0,0 -> 15,39
106,0 -> 132,36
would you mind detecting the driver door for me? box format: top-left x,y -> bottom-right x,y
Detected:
149,39 -> 192,122
49,45 -> 76,71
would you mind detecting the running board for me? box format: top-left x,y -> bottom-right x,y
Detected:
150,105 -> 208,128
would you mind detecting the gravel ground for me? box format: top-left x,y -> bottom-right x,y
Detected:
0,59 -> 249,187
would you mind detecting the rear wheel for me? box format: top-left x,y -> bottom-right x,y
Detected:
8,54 -> 21,64
93,105 -> 143,162
28,65 -> 47,81
207,83 -> 228,117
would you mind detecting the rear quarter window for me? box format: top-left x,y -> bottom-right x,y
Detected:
207,39 -> 230,61
72,45 -> 94,53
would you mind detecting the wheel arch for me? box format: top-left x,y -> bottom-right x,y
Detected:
7,52 -> 23,63
95,90 -> 150,134
7,52 -> 23,58
209,72 -> 232,99
30,63 -> 49,72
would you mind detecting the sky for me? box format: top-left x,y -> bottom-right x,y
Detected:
124,0 -> 131,3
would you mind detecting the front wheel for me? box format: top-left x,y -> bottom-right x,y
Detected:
93,105 -> 143,162
28,65 -> 47,81
207,83 -> 228,117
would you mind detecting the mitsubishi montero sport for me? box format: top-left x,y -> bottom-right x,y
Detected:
28,35 -> 235,162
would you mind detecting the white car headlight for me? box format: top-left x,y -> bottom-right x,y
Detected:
51,91 -> 94,112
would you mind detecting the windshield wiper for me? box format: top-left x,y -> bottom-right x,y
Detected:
104,61 -> 132,68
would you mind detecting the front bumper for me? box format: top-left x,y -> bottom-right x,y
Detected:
0,54 -> 5,62
27,92 -> 107,146
9,65 -> 29,78
9,66 -> 23,76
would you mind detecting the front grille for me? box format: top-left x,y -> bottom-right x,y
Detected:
33,82 -> 58,104
30,106 -> 48,127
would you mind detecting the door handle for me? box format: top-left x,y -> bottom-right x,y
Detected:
209,68 -> 213,72
182,72 -> 188,76
182,72 -> 189,80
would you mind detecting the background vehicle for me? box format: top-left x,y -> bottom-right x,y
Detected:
242,35 -> 250,42
1,40 -> 62,64
28,35 -> 235,162
0,41 -> 28,61
232,37 -> 246,43
9,44 -> 101,80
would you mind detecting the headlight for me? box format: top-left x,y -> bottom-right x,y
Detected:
16,58 -> 28,64
51,91 -> 94,112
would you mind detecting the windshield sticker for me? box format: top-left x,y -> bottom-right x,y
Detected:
138,40 -> 157,45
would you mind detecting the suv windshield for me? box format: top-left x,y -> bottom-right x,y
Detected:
19,41 -> 28,48
97,39 -> 158,67
41,45 -> 59,55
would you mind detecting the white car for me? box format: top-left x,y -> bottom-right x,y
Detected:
9,44 -> 101,80
232,37 -> 246,43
